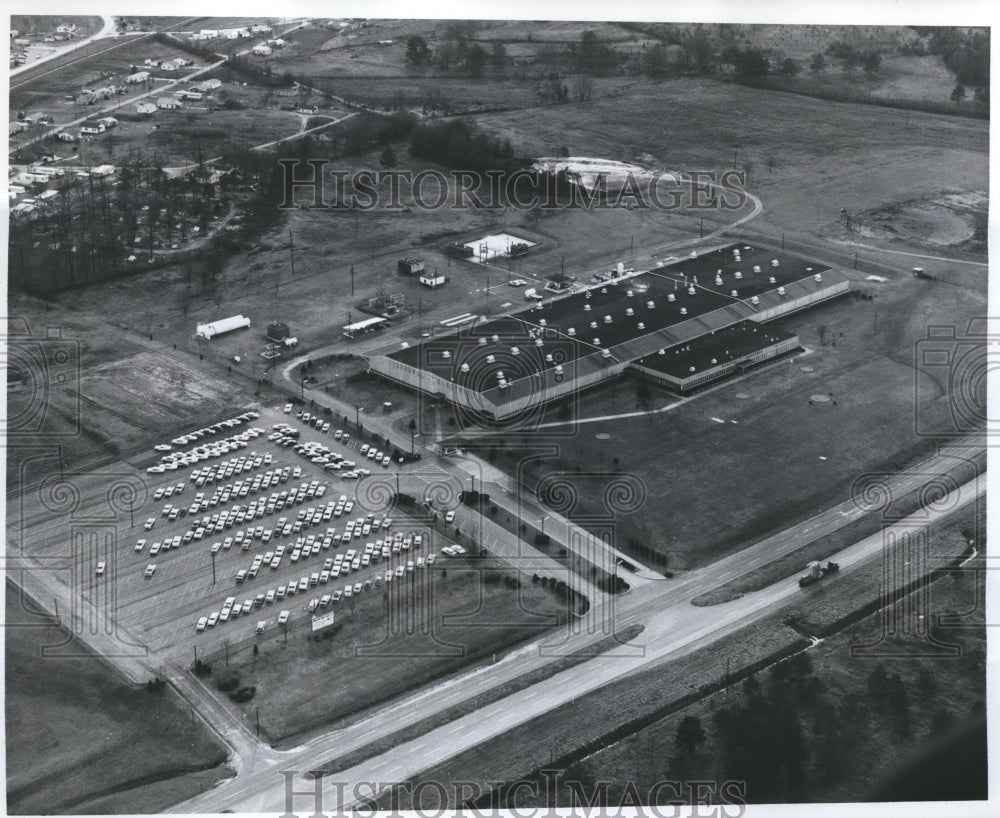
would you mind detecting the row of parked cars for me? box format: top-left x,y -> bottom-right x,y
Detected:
147,425 -> 266,474
197,543 -> 440,632
233,517 -> 412,583
154,411 -> 260,454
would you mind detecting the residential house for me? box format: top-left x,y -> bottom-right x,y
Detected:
157,97 -> 181,109
79,120 -> 107,136
136,101 -> 157,115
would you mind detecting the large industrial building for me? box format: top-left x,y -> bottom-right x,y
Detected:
366,242 -> 851,420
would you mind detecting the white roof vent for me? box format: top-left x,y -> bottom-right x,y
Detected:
647,300 -> 655,309
498,378 -> 508,388
442,350 -> 451,359
604,314 -> 613,324
554,364 -> 563,374
777,286 -> 786,296
490,334 -> 498,343
769,276 -> 777,284
688,286 -> 697,296
637,322 -> 645,330
400,341 -> 409,348
496,370 -> 505,379
590,320 -> 599,329
539,318 -> 547,326
658,348 -> 665,355
585,290 -> 592,299
711,358 -> 717,365
602,348 -> 612,358
511,346 -> 520,355
689,366 -> 696,372
814,273 -> 823,282
485,354 -> 495,363
460,362 -> 469,372
567,328 -> 576,336
593,337 -> 601,346
625,307 -> 634,317
753,265 -> 761,273
626,289 -> 634,298
535,338 -> 544,346
734,271 -> 742,280
731,290 -> 738,297
667,293 -> 676,302
545,353 -> 554,363
478,337 -> 487,346
601,288 -> 608,295
751,295 -> 759,305
584,304 -> 592,311
771,259 -> 780,267
680,307 -> 688,315
715,276 -> 723,286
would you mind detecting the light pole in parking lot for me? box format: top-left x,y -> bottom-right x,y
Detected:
540,515 -> 548,535
354,404 -> 360,430
410,431 -> 420,455
210,549 -> 216,585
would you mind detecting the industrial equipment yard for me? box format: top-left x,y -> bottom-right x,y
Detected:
4,7 -> 993,817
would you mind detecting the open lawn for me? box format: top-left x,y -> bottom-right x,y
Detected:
4,583 -> 230,814
207,558 -> 571,744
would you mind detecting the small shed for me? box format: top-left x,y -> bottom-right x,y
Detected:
397,257 -> 424,275
419,273 -> 446,288
267,321 -> 290,341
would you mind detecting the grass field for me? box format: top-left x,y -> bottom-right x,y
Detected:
377,616 -> 810,810
207,558 -> 571,744
4,584 -> 230,814
543,534 -> 986,805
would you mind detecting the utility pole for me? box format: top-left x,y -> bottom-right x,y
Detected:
350,263 -> 355,295
287,229 -> 294,284
211,549 -> 216,585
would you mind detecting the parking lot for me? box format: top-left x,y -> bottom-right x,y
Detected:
13,402 -> 470,665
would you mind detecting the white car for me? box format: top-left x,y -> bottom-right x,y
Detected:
196,617 -> 208,632
144,564 -> 157,578
278,610 -> 290,624
95,561 -> 106,576
144,518 -> 156,531
445,510 -> 456,523
509,278 -> 528,287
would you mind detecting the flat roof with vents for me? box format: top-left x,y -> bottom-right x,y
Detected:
374,243 -> 847,407
633,321 -> 797,380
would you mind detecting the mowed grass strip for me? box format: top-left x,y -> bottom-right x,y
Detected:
4,582 -> 230,815
210,561 -> 572,744
309,623 -> 645,777
376,617 -> 808,809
